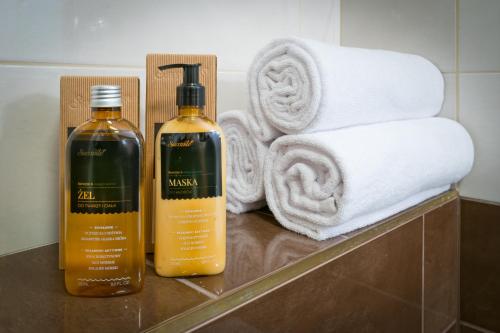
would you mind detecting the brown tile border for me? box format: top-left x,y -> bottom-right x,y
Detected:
423,200 -> 460,332
146,191 -> 458,333
184,211 -> 346,297
195,217 -> 424,333
460,197 -> 500,332
460,196 -> 500,207
0,191 -> 458,333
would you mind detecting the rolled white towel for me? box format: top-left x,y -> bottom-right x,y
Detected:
219,110 -> 268,214
264,118 -> 474,240
249,37 -> 444,142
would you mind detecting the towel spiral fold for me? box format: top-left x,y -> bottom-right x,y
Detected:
219,110 -> 268,214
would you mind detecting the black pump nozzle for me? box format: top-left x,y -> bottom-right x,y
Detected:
158,63 -> 205,107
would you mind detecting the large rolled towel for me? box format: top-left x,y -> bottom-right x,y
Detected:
249,37 -> 444,142
219,110 -> 268,214
264,118 -> 474,240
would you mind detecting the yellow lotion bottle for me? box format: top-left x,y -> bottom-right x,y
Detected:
154,63 -> 226,277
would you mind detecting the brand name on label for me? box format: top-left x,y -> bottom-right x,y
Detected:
168,140 -> 194,148
168,178 -> 198,187
77,148 -> 107,157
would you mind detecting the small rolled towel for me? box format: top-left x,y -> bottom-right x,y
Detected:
264,118 -> 474,240
249,37 -> 444,142
219,110 -> 269,214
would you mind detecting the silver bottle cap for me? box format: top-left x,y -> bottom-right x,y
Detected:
90,85 -> 122,108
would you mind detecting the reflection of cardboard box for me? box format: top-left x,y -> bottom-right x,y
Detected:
145,54 -> 217,253
59,76 -> 140,269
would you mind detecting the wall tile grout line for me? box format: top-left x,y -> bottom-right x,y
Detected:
176,278 -> 219,300
457,198 -> 462,331
333,0 -> 341,44
456,0 -> 461,123
0,60 -> 145,70
442,320 -> 457,333
0,60 -> 248,74
461,196 -> 500,206
421,214 -> 425,333
461,321 -> 497,333
339,0 -> 343,45
298,0 -> 303,37
458,71 -> 500,75
0,241 -> 59,258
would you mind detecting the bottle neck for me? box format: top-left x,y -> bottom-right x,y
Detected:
179,106 -> 203,117
91,107 -> 122,120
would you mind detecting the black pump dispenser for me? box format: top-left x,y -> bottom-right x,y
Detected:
158,63 -> 205,108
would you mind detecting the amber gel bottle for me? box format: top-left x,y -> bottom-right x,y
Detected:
155,63 -> 226,277
65,85 -> 145,296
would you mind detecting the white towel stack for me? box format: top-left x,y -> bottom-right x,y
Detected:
220,37 -> 474,240
248,37 -> 444,141
219,110 -> 268,214
264,118 -> 473,240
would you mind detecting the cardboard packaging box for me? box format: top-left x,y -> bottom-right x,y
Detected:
145,54 -> 217,252
59,76 -> 140,269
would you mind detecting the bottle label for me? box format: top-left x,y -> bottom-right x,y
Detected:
70,139 -> 140,214
160,132 -> 222,200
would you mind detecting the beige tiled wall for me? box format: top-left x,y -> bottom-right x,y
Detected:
341,0 -> 458,115
458,0 -> 500,202
459,74 -> 500,202
0,0 -> 340,255
341,0 -> 500,203
0,0 -> 498,255
341,0 -> 457,72
459,0 -> 500,72
0,65 -> 145,256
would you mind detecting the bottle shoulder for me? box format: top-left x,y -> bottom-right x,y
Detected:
67,118 -> 143,143
158,115 -> 224,136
